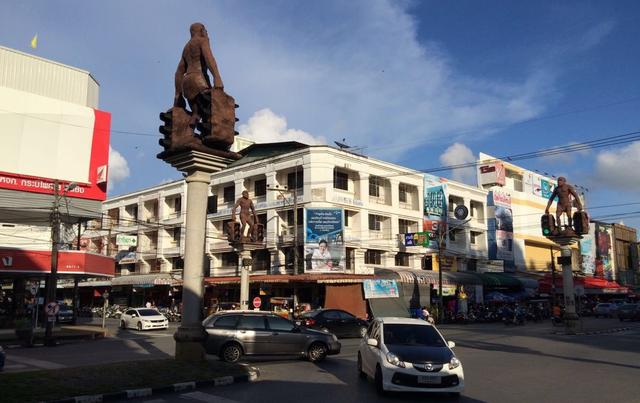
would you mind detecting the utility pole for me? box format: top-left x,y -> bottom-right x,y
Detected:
550,247 -> 557,308
44,180 -> 60,346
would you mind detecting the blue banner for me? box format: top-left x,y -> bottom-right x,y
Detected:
304,208 -> 346,273
363,279 -> 399,299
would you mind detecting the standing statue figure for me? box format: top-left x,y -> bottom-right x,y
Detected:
232,191 -> 259,241
545,177 -> 583,230
174,22 -> 223,127
158,22 -> 239,161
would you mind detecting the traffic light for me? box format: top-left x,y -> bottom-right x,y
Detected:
227,222 -> 241,243
255,223 -> 265,242
158,110 -> 173,148
541,214 -> 556,236
573,211 -> 589,235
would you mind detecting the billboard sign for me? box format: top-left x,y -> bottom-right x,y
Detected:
304,208 -> 346,273
423,174 -> 447,249
363,279 -> 399,299
595,223 -> 614,280
478,163 -> 506,186
488,190 -> 514,261
0,87 -> 111,201
404,232 -> 433,247
580,223 -> 596,276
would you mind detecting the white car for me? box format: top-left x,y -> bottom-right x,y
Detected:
120,308 -> 169,331
357,317 -> 464,396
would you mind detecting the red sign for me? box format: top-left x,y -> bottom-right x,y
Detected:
253,297 -> 262,309
0,248 -> 114,277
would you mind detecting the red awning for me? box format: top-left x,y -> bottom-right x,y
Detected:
0,248 -> 115,277
538,274 -> 629,295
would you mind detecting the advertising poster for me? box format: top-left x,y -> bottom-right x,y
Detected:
595,223 -> 614,280
580,224 -> 596,276
363,279 -> 399,299
488,190 -> 514,261
423,174 -> 447,249
304,208 -> 346,273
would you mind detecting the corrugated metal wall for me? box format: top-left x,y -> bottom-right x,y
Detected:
0,46 -> 99,108
0,189 -> 102,224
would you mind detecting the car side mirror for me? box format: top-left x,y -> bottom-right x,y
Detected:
367,338 -> 378,348
448,341 -> 456,348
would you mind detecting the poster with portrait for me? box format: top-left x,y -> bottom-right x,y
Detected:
304,208 -> 346,273
595,223 -> 614,280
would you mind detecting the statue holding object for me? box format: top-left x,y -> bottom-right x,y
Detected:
158,22 -> 241,161
544,177 -> 585,236
228,191 -> 263,243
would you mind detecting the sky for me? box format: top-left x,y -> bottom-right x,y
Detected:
2,0 -> 640,228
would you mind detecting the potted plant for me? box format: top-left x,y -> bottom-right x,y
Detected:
14,318 -> 34,347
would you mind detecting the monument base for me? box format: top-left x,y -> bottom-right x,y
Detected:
174,325 -> 207,361
161,150 -> 238,173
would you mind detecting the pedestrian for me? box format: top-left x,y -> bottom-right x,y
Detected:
145,301 -> 151,308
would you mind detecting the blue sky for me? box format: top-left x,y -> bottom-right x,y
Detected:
2,1 -> 640,228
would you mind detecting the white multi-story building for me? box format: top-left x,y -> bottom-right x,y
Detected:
93,142 -> 491,313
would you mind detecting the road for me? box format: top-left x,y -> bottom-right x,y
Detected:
4,318 -> 640,402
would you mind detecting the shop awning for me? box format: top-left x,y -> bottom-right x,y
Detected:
479,273 -> 522,289
380,269 -> 454,286
538,275 -> 629,295
443,271 -> 483,286
111,273 -> 176,286
204,273 -> 373,285
0,248 -> 114,277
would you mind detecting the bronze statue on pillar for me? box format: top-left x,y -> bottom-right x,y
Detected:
544,177 -> 584,236
158,22 -> 241,161
228,190 -> 264,244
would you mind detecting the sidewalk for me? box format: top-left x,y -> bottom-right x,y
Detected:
0,324 -> 108,346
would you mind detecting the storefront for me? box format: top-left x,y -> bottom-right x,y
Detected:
110,273 -> 181,308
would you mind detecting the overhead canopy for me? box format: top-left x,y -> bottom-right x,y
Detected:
111,273 -> 177,286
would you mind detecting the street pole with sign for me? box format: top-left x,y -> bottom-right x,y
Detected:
102,291 -> 110,329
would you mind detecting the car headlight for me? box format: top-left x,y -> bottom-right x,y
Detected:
142,319 -> 150,322
386,352 -> 406,368
449,357 -> 461,370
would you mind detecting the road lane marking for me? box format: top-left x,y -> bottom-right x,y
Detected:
180,391 -> 240,402
5,356 -> 66,369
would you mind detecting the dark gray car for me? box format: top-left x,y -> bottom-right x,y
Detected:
202,311 -> 341,363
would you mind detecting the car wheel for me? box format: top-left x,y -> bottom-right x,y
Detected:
375,365 -> 386,395
307,342 -> 328,362
221,343 -> 243,363
120,320 -> 126,330
137,322 -> 143,331
357,353 -> 366,379
359,326 -> 367,338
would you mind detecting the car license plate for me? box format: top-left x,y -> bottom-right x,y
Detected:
418,376 -> 441,384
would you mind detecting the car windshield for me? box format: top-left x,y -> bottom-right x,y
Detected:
138,309 -> 161,316
383,324 -> 446,347
300,310 -> 320,318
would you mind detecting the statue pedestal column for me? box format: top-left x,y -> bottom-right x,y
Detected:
164,151 -> 234,361
549,236 -> 583,335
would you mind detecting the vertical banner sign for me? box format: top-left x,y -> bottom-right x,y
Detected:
595,223 -> 615,280
304,208 -> 346,273
580,223 -> 596,276
488,190 -> 514,262
423,174 -> 447,249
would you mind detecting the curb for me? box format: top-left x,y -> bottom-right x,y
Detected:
552,327 -> 631,336
45,368 -> 259,403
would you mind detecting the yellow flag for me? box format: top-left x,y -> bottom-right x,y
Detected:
30,34 -> 38,49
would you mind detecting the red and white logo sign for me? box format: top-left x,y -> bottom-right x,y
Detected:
1,256 -> 12,267
252,297 -> 262,309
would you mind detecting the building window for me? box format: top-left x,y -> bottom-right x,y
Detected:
365,250 -> 382,265
368,214 -> 383,231
449,230 -> 456,242
399,183 -> 409,203
334,170 -> 348,191
223,185 -> 235,203
395,253 -> 410,267
174,197 -> 182,215
172,227 -> 181,246
222,252 -> 238,267
399,219 -> 414,234
286,208 -> 304,226
254,179 -> 266,197
287,169 -> 303,190
207,195 -> 217,214
470,231 -> 481,245
369,176 -> 382,197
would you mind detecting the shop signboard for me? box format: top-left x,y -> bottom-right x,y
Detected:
304,208 -> 346,273
116,234 -> 138,247
404,232 -> 432,247
363,279 -> 399,299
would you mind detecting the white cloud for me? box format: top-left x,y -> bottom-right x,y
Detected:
541,142 -> 592,164
439,143 -> 477,184
108,146 -> 130,191
238,108 -> 325,145
594,141 -> 640,190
